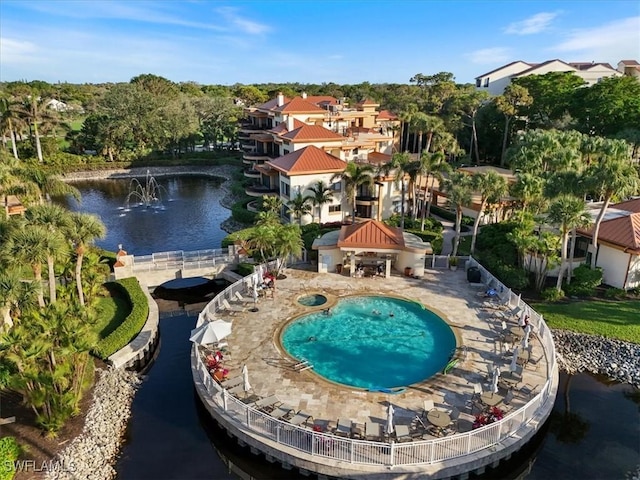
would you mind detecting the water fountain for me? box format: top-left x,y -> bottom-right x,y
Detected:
123,170 -> 168,210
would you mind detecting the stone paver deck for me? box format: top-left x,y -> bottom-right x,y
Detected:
199,266 -> 548,434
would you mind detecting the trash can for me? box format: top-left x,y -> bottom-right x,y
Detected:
404,267 -> 413,277
467,266 -> 481,283
336,264 -> 343,274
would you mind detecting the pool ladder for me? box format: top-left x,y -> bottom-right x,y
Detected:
293,359 -> 314,372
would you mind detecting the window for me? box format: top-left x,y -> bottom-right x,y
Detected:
476,79 -> 481,88
331,181 -> 342,192
329,205 -> 341,213
483,77 -> 490,88
280,181 -> 290,198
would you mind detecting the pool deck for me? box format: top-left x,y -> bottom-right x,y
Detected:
202,265 -> 549,435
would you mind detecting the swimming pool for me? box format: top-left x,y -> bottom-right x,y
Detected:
280,296 -> 456,390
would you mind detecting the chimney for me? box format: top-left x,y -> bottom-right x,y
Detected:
277,92 -> 284,107
286,116 -> 295,131
302,92 -> 307,99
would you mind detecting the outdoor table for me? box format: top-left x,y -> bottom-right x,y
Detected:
510,326 -> 524,338
427,409 -> 450,428
480,392 -> 504,407
517,349 -> 530,365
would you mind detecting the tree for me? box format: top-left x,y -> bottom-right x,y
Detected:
421,151 -> 452,221
451,86 -> 490,164
510,173 -> 546,214
308,180 -> 334,224
495,84 -> 532,166
273,223 -> 304,278
0,268 -> 38,329
286,193 -> 312,225
585,141 -> 639,268
0,97 -> 25,160
470,171 -> 509,254
547,195 -> 592,291
18,92 -> 58,163
66,212 -> 106,306
379,152 -> 413,228
442,172 -> 473,256
331,162 -> 374,224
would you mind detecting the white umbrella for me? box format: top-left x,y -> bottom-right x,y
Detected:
510,346 -> 520,372
242,364 -> 252,392
491,366 -> 500,393
386,404 -> 395,436
189,319 -> 232,345
522,324 -> 532,348
252,275 -> 259,304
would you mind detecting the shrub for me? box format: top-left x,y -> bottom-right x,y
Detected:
93,277 -> 149,359
429,205 -> 474,227
604,288 -> 627,299
231,199 -> 257,224
222,228 -> 255,248
236,262 -> 255,277
541,287 -> 565,302
0,437 -> 20,480
564,265 -> 603,297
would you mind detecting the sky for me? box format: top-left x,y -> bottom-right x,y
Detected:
1,0 -> 639,86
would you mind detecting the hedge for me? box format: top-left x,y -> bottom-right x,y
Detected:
93,277 -> 149,359
429,205 -> 474,227
0,437 -> 20,480
231,199 -> 257,224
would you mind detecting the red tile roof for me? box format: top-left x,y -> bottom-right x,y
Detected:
274,97 -> 326,113
598,213 -> 640,253
282,124 -> 344,142
269,119 -> 305,135
367,152 -> 391,165
356,98 -> 379,106
267,145 -> 345,174
256,97 -> 291,110
377,110 -> 398,120
305,95 -> 338,106
612,198 -> 640,214
337,220 -> 405,250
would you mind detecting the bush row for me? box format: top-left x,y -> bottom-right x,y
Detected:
0,437 -> 20,480
231,199 -> 257,224
92,277 -> 149,359
428,205 -> 474,227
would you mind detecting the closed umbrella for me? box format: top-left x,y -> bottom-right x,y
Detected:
386,404 -> 395,436
510,346 -> 520,372
242,364 -> 251,393
491,366 -> 500,393
189,319 -> 232,345
522,324 -> 532,348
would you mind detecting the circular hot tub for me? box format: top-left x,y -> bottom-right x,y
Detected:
298,294 -> 328,307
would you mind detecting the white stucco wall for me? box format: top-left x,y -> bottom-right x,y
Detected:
287,173 -> 343,225
476,61 -> 531,96
317,247 -> 343,273
397,251 -> 425,277
626,255 -> 640,290
596,244 -> 630,289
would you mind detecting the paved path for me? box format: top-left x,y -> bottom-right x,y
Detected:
430,214 -> 473,256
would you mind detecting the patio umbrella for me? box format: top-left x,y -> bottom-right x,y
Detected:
189,319 -> 232,345
386,404 -> 395,436
522,324 -> 532,348
510,346 -> 520,372
252,273 -> 259,304
491,366 -> 500,393
242,364 -> 252,392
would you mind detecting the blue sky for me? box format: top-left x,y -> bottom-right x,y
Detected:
1,0 -> 638,86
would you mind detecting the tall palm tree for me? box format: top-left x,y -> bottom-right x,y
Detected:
308,180 -> 334,224
18,93 -> 57,164
495,84 -> 532,166
0,97 -> 25,160
379,152 -> 413,228
286,193 -> 312,226
274,224 -> 304,277
66,212 -> 106,306
419,151 -> 452,227
510,173 -> 546,214
469,171 -> 509,254
585,143 -> 639,269
26,204 -> 72,304
17,164 -> 81,204
0,268 -> 38,329
547,195 -> 593,291
442,172 -> 473,257
331,162 -> 374,224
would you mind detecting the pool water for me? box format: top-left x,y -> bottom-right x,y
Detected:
281,296 -> 456,390
297,294 -> 328,307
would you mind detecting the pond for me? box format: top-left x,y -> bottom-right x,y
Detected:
66,176 -> 638,480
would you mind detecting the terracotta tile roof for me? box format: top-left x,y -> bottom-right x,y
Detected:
356,98 -> 379,106
269,119 -> 305,135
377,110 -> 398,120
337,220 -> 405,250
579,212 -> 640,253
274,97 -> 326,113
612,198 -> 640,214
282,124 -> 344,142
256,97 -> 291,111
367,152 -> 391,165
267,145 -> 345,174
305,95 -> 338,106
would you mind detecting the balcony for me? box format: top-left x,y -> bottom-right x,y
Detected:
244,184 -> 280,198
355,195 -> 379,206
243,168 -> 261,179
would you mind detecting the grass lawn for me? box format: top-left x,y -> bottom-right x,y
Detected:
533,299 -> 640,344
93,285 -> 131,339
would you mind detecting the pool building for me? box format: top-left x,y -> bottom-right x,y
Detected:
191,260 -> 557,479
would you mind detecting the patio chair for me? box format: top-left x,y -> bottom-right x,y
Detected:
221,375 -> 243,389
422,399 -> 435,417
248,395 -> 281,412
520,384 -> 539,400
365,421 -> 382,441
270,404 -> 294,420
221,298 -> 246,314
335,418 -> 352,437
226,384 -> 246,397
288,411 -> 314,427
448,408 -> 461,431
395,424 -> 412,443
234,291 -> 255,304
351,423 -> 364,439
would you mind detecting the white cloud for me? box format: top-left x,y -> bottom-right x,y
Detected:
465,47 -> 512,64
504,12 -> 560,35
215,6 -> 271,35
552,16 -> 640,61
0,37 -> 39,63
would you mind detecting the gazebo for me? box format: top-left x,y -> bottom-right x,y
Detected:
312,220 -> 432,278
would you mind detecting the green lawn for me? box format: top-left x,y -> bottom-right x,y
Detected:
533,299 -> 640,344
93,287 -> 131,339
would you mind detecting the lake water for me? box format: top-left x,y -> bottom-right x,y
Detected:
65,176 -> 639,480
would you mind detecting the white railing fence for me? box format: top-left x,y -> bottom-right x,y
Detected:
131,247 -> 234,272
193,257 -> 557,468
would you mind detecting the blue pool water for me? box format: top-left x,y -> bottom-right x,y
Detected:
281,296 -> 456,389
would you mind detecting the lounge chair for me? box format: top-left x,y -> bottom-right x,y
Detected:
395,424 -> 412,443
249,394 -> 281,412
335,418 -> 352,437
365,421 -> 382,441
234,291 -> 255,304
226,384 -> 246,397
221,375 -> 243,389
270,404 -> 294,420
221,298 -> 246,314
288,411 -> 313,427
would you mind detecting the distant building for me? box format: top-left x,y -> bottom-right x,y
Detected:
475,59 -> 622,96
617,60 -> 640,80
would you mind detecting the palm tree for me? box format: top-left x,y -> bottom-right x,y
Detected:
379,152 -> 413,228
26,204 -> 72,304
0,268 -> 38,329
331,162 -> 374,224
308,180 -> 334,224
419,151 -> 452,227
286,193 -> 312,226
547,195 -> 593,291
585,143 -> 639,269
66,212 -> 106,306
17,163 -> 81,204
470,171 -> 509,254
510,173 -> 546,214
442,172 -> 473,256
18,93 -> 58,164
0,97 -> 25,159
258,195 -> 283,226
273,224 -> 304,278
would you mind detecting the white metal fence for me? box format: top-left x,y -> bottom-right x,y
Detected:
193,257 -> 557,468
131,248 -> 234,272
